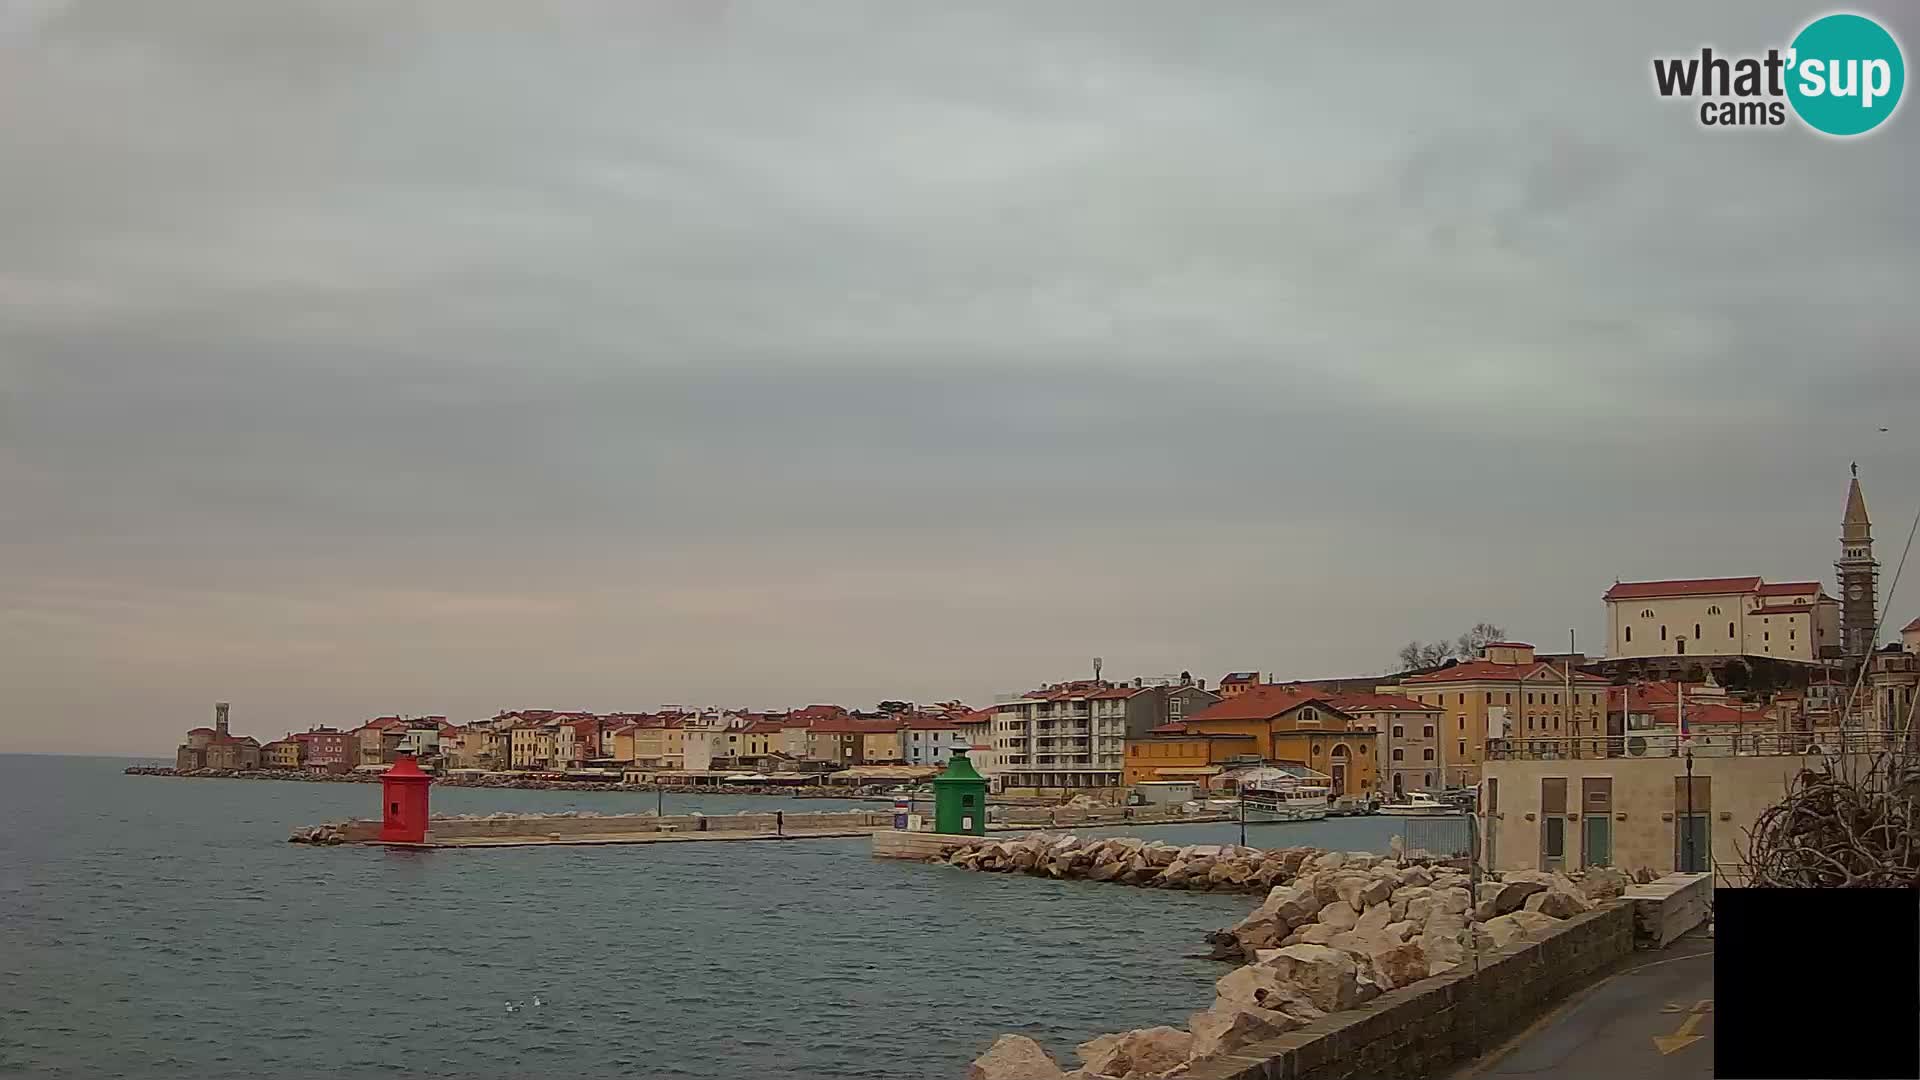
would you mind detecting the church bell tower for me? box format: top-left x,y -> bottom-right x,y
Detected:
1837,465 -> 1879,661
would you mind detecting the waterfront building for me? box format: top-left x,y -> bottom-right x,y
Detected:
1392,642 -> 1608,787
900,716 -> 971,766
261,738 -> 303,769
293,727 -> 353,772
1481,724 -> 1899,880
352,716 -> 408,767
554,717 -> 601,768
1320,692 -> 1444,796
805,717 -> 904,767
1146,686 -> 1378,796
630,716 -> 686,770
1905,615 -> 1920,654
986,681 -> 1133,796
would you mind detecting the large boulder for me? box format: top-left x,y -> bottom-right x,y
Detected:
1435,887 -> 1472,916
1383,920 -> 1416,943
1259,943 -> 1361,1013
1419,911 -> 1471,976
1353,902 -> 1392,938
1188,1005 -> 1300,1060
1317,901 -> 1359,932
1485,880 -> 1547,917
1580,867 -> 1630,901
968,1035 -> 1066,1080
1228,908 -> 1290,953
1077,1026 -> 1194,1078
1524,886 -> 1591,919
1357,876 -> 1394,908
1291,922 -> 1338,945
1263,885 -> 1321,929
1397,865 -> 1435,888
1369,939 -> 1430,990
1481,909 -> 1562,949
1311,850 -> 1347,871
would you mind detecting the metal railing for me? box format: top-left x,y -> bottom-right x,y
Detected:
1485,729 -> 1910,760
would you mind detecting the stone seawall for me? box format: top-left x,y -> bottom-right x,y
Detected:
1182,904 -> 1635,1080
295,810 -> 896,845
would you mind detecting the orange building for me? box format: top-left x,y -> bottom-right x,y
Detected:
1127,686 -> 1379,796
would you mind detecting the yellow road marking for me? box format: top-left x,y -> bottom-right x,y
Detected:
1653,1001 -> 1711,1055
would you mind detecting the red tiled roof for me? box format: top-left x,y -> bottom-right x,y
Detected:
1482,641 -> 1533,649
1087,687 -> 1143,700
1905,617 -> 1920,634
1649,702 -> 1771,726
809,717 -> 902,734
1147,722 -> 1189,734
187,727 -> 215,735
1604,576 -> 1763,601
1219,672 -> 1259,684
1323,692 -> 1441,714
1403,660 -> 1607,685
1183,685 -> 1332,722
741,720 -> 786,734
900,717 -> 961,730
1756,581 -> 1822,597
789,705 -> 850,722
1751,604 -> 1812,616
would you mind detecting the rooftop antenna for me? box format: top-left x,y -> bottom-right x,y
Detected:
1092,657 -> 1103,683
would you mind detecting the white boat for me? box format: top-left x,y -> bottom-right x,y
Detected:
1238,783 -> 1331,822
1378,791 -> 1457,817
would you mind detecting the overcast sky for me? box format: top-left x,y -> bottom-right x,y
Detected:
2,1 -> 1916,753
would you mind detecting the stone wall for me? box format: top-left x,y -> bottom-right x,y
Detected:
1180,903 -> 1635,1080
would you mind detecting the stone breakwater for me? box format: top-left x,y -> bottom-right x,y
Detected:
122,766 -> 885,798
942,836 -> 1631,1080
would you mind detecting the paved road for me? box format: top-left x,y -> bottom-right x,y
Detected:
1453,930 -> 1715,1080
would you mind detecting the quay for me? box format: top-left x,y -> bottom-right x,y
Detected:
295,807 -> 1231,850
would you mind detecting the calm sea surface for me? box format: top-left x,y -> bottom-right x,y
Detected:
0,755 -> 1413,1080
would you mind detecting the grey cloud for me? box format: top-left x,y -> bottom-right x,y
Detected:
2,0 -> 1916,751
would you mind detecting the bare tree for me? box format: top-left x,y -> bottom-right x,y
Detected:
1397,640 -> 1456,672
1455,622 -> 1507,660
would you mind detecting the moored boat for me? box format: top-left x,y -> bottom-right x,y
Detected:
1377,791 -> 1457,816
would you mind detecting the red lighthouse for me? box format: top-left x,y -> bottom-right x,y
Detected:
378,752 -> 433,843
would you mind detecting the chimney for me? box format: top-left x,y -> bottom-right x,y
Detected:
215,702 -> 231,738
1198,679 -> 1206,691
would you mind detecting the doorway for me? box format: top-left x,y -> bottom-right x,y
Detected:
1583,814 -> 1612,867
1676,813 -> 1710,872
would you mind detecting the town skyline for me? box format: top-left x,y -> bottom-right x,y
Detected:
3,1 -> 1916,756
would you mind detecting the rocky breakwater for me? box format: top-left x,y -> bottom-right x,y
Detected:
124,765 -> 891,798
961,846 -> 1631,1080
288,823 -> 349,845
937,834 -> 1328,894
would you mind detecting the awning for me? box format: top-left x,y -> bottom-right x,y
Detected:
1149,766 -> 1224,776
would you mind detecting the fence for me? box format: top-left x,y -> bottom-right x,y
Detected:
1390,815 -> 1476,860
1485,729 -> 1910,761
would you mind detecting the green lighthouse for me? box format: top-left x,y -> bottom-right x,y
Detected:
931,748 -> 988,836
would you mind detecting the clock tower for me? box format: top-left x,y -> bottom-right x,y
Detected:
1837,464 -> 1879,661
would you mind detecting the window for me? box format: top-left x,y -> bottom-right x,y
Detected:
1693,623 -> 1701,638
1424,772 -> 1433,786
1457,740 -> 1466,757
1527,717 -> 1535,730
1457,693 -> 1465,705
1790,629 -> 1796,640
1527,693 -> 1535,705
1422,748 -> 1434,760
1707,605 -> 1721,615
1392,748 -> 1404,761
1553,693 -> 1560,705
1625,626 -> 1632,642
1764,632 -> 1770,642
1660,625 -> 1668,640
1423,725 -> 1435,738
1392,725 -> 1404,738
1504,692 -> 1512,704
1728,622 -> 1735,637
1641,608 -> 1654,618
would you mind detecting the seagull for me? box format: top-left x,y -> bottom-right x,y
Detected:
531,994 -> 544,1007
505,1002 -> 521,1014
